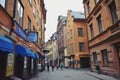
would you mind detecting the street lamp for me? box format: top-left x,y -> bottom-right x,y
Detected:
42,49 -> 49,70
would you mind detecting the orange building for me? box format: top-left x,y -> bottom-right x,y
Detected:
83,0 -> 120,78
0,0 -> 46,79
66,10 -> 89,69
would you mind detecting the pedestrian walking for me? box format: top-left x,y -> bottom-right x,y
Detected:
60,63 -> 63,70
56,64 -> 59,70
51,64 -> 54,72
47,64 -> 49,71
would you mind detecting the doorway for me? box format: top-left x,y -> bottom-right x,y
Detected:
0,52 -> 7,80
80,57 -> 90,68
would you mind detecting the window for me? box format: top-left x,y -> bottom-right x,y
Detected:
79,42 -> 84,52
101,49 -> 109,66
94,0 -> 99,5
89,24 -> 94,38
78,28 -> 83,36
29,0 -> 32,4
87,1 -> 90,14
0,0 -> 6,8
33,1 -> 36,17
15,1 -> 23,27
109,1 -> 118,24
27,17 -> 31,32
70,30 -> 72,39
68,21 -> 70,27
93,52 -> 98,65
97,15 -> 103,33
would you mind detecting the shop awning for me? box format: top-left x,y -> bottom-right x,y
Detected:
34,53 -> 39,59
0,35 -> 14,53
16,44 -> 35,58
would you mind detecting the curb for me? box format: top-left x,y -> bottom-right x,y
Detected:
86,72 -> 104,80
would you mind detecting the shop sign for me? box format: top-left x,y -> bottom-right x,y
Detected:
13,21 -> 27,40
6,53 -> 14,77
27,32 -> 38,42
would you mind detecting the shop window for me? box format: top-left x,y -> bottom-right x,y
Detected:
101,49 -> 109,66
97,14 -> 103,33
93,52 -> 98,65
109,1 -> 118,24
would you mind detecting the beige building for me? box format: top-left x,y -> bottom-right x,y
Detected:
46,33 -> 58,65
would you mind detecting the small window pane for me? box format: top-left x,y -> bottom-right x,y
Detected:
89,24 -> 94,38
93,52 -> 98,65
109,1 -> 118,24
97,15 -> 103,33
78,28 -> 83,36
15,1 -> 23,27
101,49 -> 109,66
79,42 -> 84,52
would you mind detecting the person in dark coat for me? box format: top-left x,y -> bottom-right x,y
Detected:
47,64 -> 49,71
51,64 -> 54,72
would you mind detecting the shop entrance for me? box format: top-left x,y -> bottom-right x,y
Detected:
80,57 -> 90,68
0,52 -> 7,80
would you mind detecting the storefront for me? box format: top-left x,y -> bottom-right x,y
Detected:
0,35 -> 15,80
14,44 -> 36,79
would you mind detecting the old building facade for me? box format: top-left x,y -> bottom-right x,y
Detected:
57,15 -> 67,65
83,0 -> 120,78
0,0 -> 46,79
66,10 -> 89,69
46,32 -> 58,65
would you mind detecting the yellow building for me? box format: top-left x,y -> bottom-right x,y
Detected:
46,33 -> 58,65
66,10 -> 89,69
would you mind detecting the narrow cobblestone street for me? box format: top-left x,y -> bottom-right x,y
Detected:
31,68 -> 118,80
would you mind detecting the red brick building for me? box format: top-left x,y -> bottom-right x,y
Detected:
83,0 -> 120,78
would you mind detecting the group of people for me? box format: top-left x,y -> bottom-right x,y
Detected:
47,63 -> 63,72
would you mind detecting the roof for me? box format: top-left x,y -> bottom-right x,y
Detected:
58,15 -> 66,22
69,10 -> 85,19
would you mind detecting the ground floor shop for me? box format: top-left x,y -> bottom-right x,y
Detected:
90,32 -> 120,79
0,35 -> 15,80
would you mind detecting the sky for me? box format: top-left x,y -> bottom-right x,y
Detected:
44,0 -> 84,42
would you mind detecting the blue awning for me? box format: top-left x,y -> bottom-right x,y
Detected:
16,44 -> 35,58
34,53 -> 39,59
0,35 -> 14,53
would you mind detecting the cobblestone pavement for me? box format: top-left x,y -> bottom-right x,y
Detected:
31,68 -> 118,80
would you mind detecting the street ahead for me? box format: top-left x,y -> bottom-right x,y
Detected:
45,68 -> 100,80
31,68 -> 114,80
